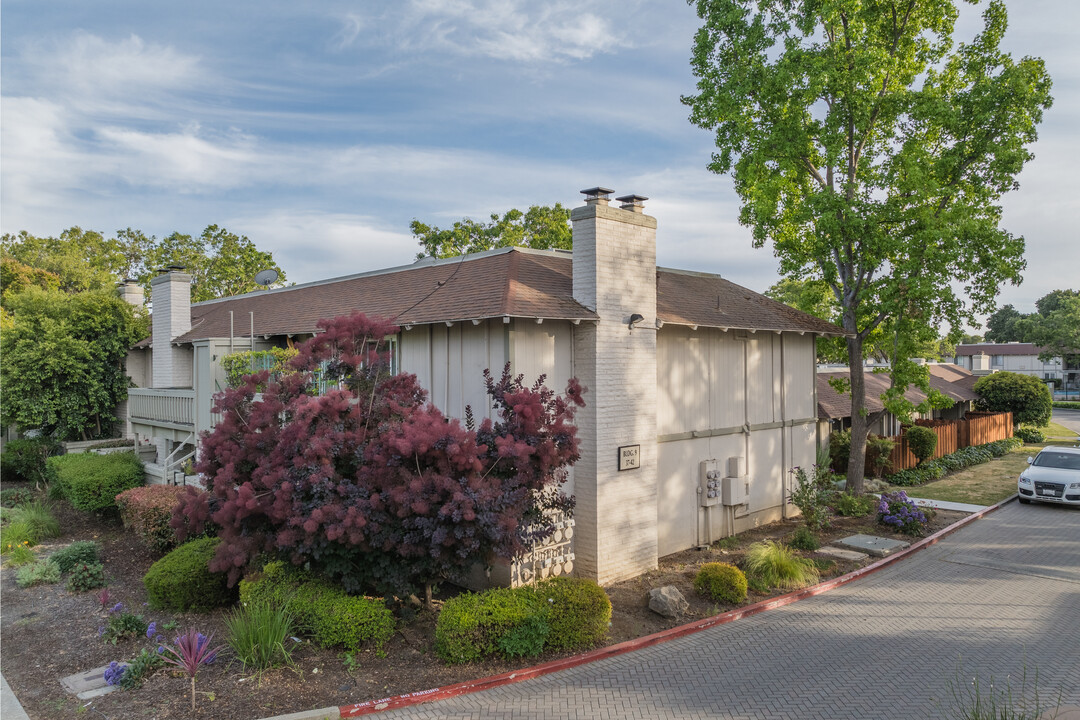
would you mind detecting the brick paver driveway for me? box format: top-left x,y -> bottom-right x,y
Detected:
379,501 -> 1079,719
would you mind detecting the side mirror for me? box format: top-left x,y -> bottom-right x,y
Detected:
1027,456 -> 1034,464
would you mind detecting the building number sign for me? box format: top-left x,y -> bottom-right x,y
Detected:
618,445 -> 640,471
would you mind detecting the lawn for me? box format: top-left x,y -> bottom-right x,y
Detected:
892,447 -> 1033,506
1044,419 -> 1079,439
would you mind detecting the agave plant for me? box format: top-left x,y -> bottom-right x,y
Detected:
160,628 -> 225,713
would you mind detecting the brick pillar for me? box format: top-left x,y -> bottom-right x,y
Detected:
571,189 -> 659,584
150,268 -> 193,389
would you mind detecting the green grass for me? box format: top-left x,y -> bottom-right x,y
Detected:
0,501 -> 61,553
891,446 -> 1036,506
742,541 -> 820,590
1043,420 -> 1078,439
225,601 -> 297,671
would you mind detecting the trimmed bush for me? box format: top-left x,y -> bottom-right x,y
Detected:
974,372 -> 1052,427
0,488 -> 35,508
1014,425 -> 1046,443
1054,401 -> 1080,410
143,537 -> 235,611
905,426 -> 938,465
47,452 -> 143,512
694,562 -> 748,605
50,541 -> 101,573
239,561 -> 394,652
887,437 -> 1022,486
833,492 -> 875,518
536,577 -> 611,652
434,578 -> 612,664
116,485 -> 191,552
67,562 -> 107,592
0,437 -> 62,485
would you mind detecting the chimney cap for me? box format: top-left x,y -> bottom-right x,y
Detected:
615,194 -> 648,203
167,265 -> 187,272
580,187 -> 614,199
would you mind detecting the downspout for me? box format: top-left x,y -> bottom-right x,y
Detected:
229,311 -> 234,355
780,333 -> 790,519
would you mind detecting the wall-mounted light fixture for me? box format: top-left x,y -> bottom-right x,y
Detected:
628,313 -> 645,330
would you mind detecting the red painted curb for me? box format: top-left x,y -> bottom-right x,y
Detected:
339,495 -> 1016,717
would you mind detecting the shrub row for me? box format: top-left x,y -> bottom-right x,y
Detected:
887,437 -> 1022,486
435,577 -> 611,664
143,537 -> 236,611
239,561 -> 395,652
116,485 -> 191,553
1,437 -> 62,485
47,452 -> 143,512
1053,401 -> 1080,410
1014,425 -> 1046,444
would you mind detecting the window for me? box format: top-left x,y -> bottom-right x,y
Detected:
992,355 -> 1004,367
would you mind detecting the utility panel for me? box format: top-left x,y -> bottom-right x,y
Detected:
699,459 -> 722,507
722,475 -> 748,506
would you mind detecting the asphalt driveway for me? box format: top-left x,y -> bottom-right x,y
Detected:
1052,408 -> 1080,437
375,501 -> 1080,720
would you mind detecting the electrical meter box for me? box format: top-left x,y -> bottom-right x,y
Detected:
699,459 -> 722,507
722,475 -> 748,506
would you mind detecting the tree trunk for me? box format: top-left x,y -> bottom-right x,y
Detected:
846,334 -> 869,495
424,582 -> 434,611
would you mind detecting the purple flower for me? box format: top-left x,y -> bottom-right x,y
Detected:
110,602 -> 124,614
146,622 -> 157,639
98,626 -> 106,637
103,661 -> 128,686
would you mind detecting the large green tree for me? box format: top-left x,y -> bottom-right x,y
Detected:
984,303 -> 1028,342
412,203 -> 572,259
1021,290 -> 1080,363
0,287 -> 149,440
684,0 -> 1052,493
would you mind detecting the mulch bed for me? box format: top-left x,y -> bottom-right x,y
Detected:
0,485 -> 964,720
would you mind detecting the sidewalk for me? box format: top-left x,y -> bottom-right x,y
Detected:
1,672 -> 31,720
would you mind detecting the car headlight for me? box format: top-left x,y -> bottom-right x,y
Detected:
1019,475 -> 1033,485
1070,482 -> 1080,489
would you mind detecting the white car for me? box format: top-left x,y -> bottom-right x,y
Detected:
1018,446 -> 1080,506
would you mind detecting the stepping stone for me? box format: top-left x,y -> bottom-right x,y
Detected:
835,534 -> 910,558
818,546 -> 869,562
59,666 -> 118,700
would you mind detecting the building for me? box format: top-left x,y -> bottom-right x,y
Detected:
124,188 -> 843,585
816,363 -> 981,438
952,342 -> 1064,383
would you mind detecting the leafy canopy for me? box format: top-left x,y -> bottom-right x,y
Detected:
973,371 -> 1052,426
413,204 -> 572,259
0,288 -> 149,440
684,0 -> 1052,492
173,313 -> 584,599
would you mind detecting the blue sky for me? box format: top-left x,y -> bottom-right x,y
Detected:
2,1 -> 1076,328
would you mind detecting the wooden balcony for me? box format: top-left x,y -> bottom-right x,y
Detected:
128,388 -> 196,440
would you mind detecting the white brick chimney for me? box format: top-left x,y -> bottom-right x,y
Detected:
151,267 -> 193,388
116,279 -> 145,307
571,188 -> 659,584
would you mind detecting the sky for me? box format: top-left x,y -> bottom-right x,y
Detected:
2,1 -> 1077,330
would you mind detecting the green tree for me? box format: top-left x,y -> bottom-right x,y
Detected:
1022,291 -> 1080,363
0,257 -> 60,302
413,204 -> 572,259
1,228 -> 130,293
984,304 -> 1029,343
973,371 -> 1052,426
0,287 -> 149,440
683,0 -> 1051,493
139,225 -> 286,303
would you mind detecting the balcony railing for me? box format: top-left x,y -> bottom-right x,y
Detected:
128,388 -> 196,429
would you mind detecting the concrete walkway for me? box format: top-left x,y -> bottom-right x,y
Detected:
1,672 -> 31,720
372,500 -> 1080,719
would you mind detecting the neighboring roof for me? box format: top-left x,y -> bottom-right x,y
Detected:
148,247 -> 845,345
816,363 -> 980,420
926,364 -> 981,401
657,269 -> 846,337
956,343 -> 1048,356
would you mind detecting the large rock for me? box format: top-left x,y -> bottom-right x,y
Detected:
648,585 -> 688,618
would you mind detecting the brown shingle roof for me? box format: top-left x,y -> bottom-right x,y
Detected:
817,364 -> 981,419
657,269 -> 845,336
153,247 -> 844,345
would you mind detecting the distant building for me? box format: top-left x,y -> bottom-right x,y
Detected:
950,342 -> 1066,385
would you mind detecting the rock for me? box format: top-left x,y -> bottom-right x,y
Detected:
648,585 -> 688,618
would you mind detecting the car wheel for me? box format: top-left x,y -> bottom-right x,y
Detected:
1018,497 -> 1031,504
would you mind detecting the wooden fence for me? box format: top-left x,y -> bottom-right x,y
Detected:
872,412 -> 1014,474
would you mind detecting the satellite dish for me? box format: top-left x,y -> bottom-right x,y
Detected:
253,269 -> 279,287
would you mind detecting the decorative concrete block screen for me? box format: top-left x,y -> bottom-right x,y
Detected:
509,511 -> 575,587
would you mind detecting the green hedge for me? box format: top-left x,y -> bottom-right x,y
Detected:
435,577 -> 611,665
239,561 -> 394,652
143,537 -> 235,611
887,437 -> 1022,486
1,437 -> 62,485
1053,401 -> 1080,410
46,452 -> 143,512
